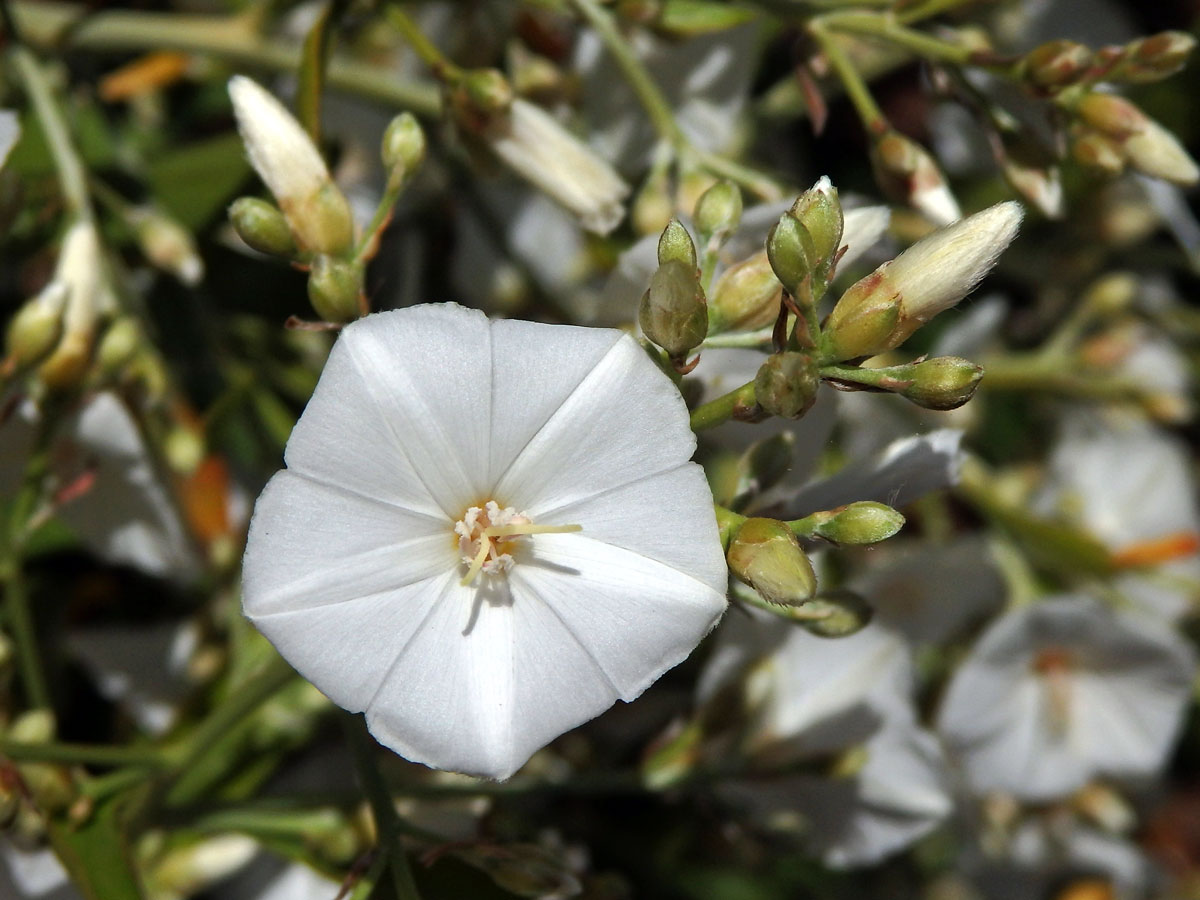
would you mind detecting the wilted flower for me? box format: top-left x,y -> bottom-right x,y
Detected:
937,595 -> 1196,801
242,304 -> 727,779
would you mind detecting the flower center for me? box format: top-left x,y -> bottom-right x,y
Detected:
454,500 -> 581,586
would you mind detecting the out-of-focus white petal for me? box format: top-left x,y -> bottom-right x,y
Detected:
838,205 -> 891,272
0,844 -> 76,899
0,110 -> 19,170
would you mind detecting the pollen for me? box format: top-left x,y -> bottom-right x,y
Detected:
454,500 -> 582,586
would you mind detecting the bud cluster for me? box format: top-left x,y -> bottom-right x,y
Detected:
1070,92 -> 1199,186
640,220 -> 707,366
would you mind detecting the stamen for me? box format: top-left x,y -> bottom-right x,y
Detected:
1111,532 -> 1200,568
456,503 -> 582,587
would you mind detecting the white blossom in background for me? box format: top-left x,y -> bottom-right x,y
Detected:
242,304 -> 727,780
0,109 -> 19,169
1038,413 -> 1200,621
0,393 -> 199,580
485,99 -> 630,235
937,595 -> 1196,801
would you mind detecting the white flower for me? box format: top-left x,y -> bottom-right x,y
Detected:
242,303 -> 727,779
485,99 -> 630,236
937,595 -> 1196,801
1038,413 -> 1200,621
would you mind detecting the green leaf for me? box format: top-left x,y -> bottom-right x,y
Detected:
297,1 -> 350,142
46,795 -> 145,900
147,134 -> 251,230
657,1 -> 757,36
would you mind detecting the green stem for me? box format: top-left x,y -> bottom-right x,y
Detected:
715,506 -> 746,550
818,11 -> 974,66
384,4 -> 462,82
700,327 -> 774,349
894,0 -> 988,25
689,380 -> 758,431
12,2 -> 441,117
0,739 -> 166,768
344,715 -> 421,900
979,354 -> 1150,403
809,23 -> 887,135
567,0 -> 683,146
1,561 -> 50,711
694,150 -> 785,202
10,45 -> 93,219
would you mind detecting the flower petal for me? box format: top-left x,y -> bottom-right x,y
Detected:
509,532 -> 726,699
242,471 -> 452,616
495,334 -> 696,512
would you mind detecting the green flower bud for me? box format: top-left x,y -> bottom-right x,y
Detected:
5,283 -> 66,369
382,112 -> 427,184
307,255 -> 364,323
9,709 -> 54,743
639,259 -> 707,357
803,501 -> 905,545
896,356 -> 984,410
1020,40 -> 1094,92
164,425 -> 206,475
727,517 -> 817,606
709,250 -> 782,333
134,208 -> 203,285
754,351 -> 818,419
796,590 -> 873,638
462,68 -> 515,117
229,197 -> 298,258
789,177 -> 843,287
95,316 -> 141,377
766,212 -> 813,297
657,218 -> 698,269
693,180 -> 742,245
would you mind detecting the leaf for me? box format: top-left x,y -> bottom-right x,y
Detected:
46,795 -> 146,900
147,133 -> 251,230
297,0 -> 350,143
657,0 -> 757,36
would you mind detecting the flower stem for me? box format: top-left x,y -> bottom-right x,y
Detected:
809,22 -> 888,135
0,739 -> 166,768
818,11 -> 975,66
12,1 -> 441,117
689,380 -> 758,431
10,45 -> 93,220
384,5 -> 463,82
344,714 -> 422,900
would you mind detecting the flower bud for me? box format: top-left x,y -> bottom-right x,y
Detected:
228,76 -> 354,255
1019,40 -> 1094,92
639,259 -> 707,357
896,356 -> 985,409
804,501 -> 905,545
824,202 -> 1022,360
870,130 -> 961,226
481,98 -> 630,234
133,208 -> 203,285
9,709 -> 54,743
766,212 -> 812,297
632,170 -> 674,236
1120,31 -> 1196,83
307,255 -> 363,323
1077,93 -> 1199,185
754,351 -> 819,419
38,221 -> 107,391
727,518 -> 817,606
657,218 -> 698,269
461,68 -> 515,117
795,590 -> 872,638
5,282 -> 66,369
1071,130 -> 1126,176
708,251 -> 783,333
693,180 -> 743,245
95,316 -> 141,377
382,112 -> 426,186
788,176 -> 843,284
229,197 -> 298,258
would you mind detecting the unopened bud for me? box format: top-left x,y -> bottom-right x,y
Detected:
164,426 -> 206,475
632,170 -> 674,236
709,251 -> 783,333
1077,93 -> 1199,185
788,176 -> 844,287
727,517 -> 817,606
95,317 -> 141,376
693,180 -> 743,245
307,255 -> 363,323
824,202 -> 1022,360
803,501 -> 905,545
676,169 -> 718,219
229,197 -> 298,257
9,709 -> 54,743
1072,130 -> 1126,176
897,356 -> 985,410
639,259 -> 707,357
134,209 -> 203,285
766,213 -> 812,297
754,351 -> 819,419
657,218 -> 698,269
795,590 -> 873,638
1081,271 -> 1137,317
5,282 -> 66,369
38,221 -> 106,391
228,76 -> 354,254
1121,31 -> 1196,83
871,131 -> 961,225
1020,40 -> 1094,92
382,112 -> 426,185
1000,134 -> 1064,219
462,68 -> 515,117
